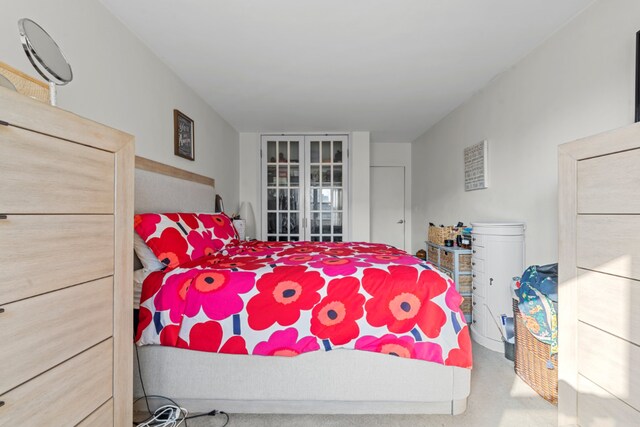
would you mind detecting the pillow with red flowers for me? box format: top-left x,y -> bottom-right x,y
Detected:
134,212 -> 239,269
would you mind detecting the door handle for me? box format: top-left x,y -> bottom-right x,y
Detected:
397,219 -> 404,224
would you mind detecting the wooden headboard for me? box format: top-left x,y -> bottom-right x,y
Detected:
134,156 -> 216,214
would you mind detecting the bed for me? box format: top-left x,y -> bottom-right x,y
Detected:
132,157 -> 472,415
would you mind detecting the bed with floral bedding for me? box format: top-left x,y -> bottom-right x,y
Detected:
134,213 -> 472,370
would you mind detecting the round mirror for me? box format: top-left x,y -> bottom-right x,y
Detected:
18,18 -> 72,105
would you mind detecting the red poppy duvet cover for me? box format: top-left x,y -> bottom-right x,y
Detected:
135,240 -> 473,369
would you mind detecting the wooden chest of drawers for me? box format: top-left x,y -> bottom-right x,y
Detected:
0,88 -> 134,426
559,123 -> 640,426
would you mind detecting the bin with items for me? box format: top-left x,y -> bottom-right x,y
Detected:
511,264 -> 558,405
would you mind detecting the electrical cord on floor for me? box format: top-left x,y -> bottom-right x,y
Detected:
186,410 -> 229,427
134,344 -> 230,427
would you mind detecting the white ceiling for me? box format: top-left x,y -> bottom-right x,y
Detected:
101,0 -> 592,143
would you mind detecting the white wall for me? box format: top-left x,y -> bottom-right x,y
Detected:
239,131 -> 371,241
350,131 -> 371,242
370,143 -> 412,250
411,0 -> 639,265
238,132 -> 261,238
0,0 -> 239,210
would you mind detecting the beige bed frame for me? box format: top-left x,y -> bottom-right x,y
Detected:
132,157 -> 471,415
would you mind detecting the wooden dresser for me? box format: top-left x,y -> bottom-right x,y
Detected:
559,123 -> 640,426
0,87 -> 134,425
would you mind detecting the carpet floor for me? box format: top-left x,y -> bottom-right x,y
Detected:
142,341 -> 556,427
175,343 -> 558,427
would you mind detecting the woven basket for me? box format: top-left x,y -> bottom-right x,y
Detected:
427,246 -> 439,264
513,299 -> 558,405
458,275 -> 472,293
460,297 -> 472,316
428,225 -> 465,246
428,225 -> 453,246
440,251 -> 472,272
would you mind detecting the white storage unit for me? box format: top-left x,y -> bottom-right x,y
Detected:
470,222 -> 525,352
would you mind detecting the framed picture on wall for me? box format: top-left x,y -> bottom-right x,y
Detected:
174,109 -> 195,160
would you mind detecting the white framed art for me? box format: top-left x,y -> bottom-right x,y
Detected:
464,140 -> 488,191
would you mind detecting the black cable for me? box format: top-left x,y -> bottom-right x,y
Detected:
134,344 -> 229,426
186,410 -> 229,427
134,344 -> 188,426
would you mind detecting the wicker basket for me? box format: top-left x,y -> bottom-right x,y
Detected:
428,225 -> 453,246
458,275 -> 472,293
427,246 -> 439,264
460,296 -> 472,316
440,250 -> 472,272
513,299 -> 558,405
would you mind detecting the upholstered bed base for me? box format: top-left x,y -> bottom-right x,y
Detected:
133,345 -> 470,415
132,162 -> 471,415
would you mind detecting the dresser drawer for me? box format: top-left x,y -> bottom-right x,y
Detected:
471,246 -> 485,260
0,215 -> 114,305
471,234 -> 484,247
0,277 -> 113,395
577,147 -> 640,214
0,125 -> 114,214
471,294 -> 485,334
471,279 -> 485,298
0,339 -> 112,426
78,399 -> 113,426
471,269 -> 485,286
577,215 -> 640,281
471,257 -> 484,273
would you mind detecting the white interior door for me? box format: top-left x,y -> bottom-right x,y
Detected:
370,166 -> 405,250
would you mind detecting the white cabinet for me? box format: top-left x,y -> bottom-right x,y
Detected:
470,222 -> 525,352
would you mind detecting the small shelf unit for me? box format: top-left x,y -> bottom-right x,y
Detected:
425,241 -> 472,323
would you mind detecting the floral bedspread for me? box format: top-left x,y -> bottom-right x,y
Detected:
136,241 -> 472,368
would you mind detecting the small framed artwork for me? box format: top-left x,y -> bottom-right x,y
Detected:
464,140 -> 488,191
174,109 -> 195,160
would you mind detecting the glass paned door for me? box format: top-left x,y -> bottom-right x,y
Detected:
261,134 -> 348,242
262,136 -> 304,241
306,136 -> 347,242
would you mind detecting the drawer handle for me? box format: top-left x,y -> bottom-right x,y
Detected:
472,262 -> 475,266
0,215 -> 7,220
472,250 -> 476,254
472,286 -> 476,290
0,401 -> 4,408
472,274 -> 476,278
472,237 -> 476,241
473,302 -> 476,306
473,320 -> 476,324
0,308 -> 4,314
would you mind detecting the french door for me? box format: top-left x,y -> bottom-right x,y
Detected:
261,135 -> 348,242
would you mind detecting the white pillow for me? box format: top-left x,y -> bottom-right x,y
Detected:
133,268 -> 147,309
134,232 -> 165,272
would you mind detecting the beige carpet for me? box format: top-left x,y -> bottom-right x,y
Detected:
149,341 -> 556,427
